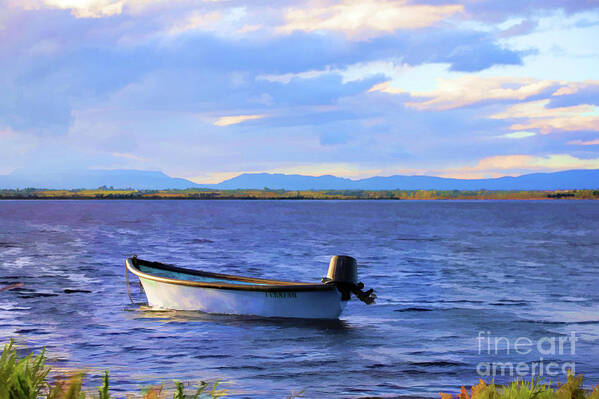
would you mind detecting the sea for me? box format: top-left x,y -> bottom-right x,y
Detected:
1,200 -> 598,398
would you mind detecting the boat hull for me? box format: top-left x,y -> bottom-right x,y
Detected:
138,276 -> 346,319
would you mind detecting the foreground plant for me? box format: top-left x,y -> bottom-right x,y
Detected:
0,341 -> 226,399
0,340 -> 50,399
441,374 -> 599,399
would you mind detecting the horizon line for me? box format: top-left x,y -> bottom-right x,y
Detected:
3,167 -> 599,185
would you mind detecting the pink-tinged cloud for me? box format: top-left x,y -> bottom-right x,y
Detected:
112,152 -> 145,161
491,100 -> 599,134
440,154 -> 599,179
369,76 -> 555,110
0,127 -> 17,137
552,80 -> 599,96
278,0 -> 463,39
213,114 -> 266,127
568,139 -> 599,146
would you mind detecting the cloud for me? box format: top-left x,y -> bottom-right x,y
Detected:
278,0 -> 463,39
568,139 -> 599,146
548,80 -> 599,107
491,100 -> 599,134
2,0 -> 599,181
499,19 -> 538,38
370,76 -> 555,110
40,0 -> 126,18
167,10 -> 222,35
500,131 -> 536,139
31,0 -> 183,18
0,126 -> 17,137
214,114 -> 266,126
441,154 -> 599,178
0,6 -> 527,135
237,24 -> 261,34
258,68 -> 333,84
458,1 -> 599,23
112,152 -> 145,161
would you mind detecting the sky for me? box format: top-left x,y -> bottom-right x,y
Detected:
1,0 -> 598,183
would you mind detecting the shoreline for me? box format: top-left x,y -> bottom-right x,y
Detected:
1,188 -> 598,200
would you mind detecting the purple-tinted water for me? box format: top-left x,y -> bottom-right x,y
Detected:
1,200 -> 598,398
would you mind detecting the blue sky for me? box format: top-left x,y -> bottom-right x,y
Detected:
1,0 -> 598,183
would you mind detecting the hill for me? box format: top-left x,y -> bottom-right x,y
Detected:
0,169 -> 201,190
1,169 -> 598,190
208,169 -> 599,190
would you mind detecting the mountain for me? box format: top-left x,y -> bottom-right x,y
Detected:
1,169 -> 598,190
207,169 -> 599,190
0,169 -> 201,189
207,173 -> 352,190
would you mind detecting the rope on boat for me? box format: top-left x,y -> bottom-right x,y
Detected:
125,255 -> 136,304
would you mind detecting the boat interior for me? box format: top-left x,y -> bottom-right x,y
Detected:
127,256 -> 334,291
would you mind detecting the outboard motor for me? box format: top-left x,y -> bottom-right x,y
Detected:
323,255 -> 376,304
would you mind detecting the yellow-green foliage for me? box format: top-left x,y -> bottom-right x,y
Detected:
0,341 -> 227,399
0,340 -> 50,399
441,374 -> 599,399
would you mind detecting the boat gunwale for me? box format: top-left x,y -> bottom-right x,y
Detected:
125,257 -> 336,292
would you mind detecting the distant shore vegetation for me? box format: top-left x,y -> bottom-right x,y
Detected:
0,187 -> 598,200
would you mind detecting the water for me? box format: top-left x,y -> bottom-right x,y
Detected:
1,200 -> 598,398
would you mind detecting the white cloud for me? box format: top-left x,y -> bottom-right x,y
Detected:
213,114 -> 266,126
369,76 -> 555,110
491,100 -> 599,134
24,0 -> 187,18
552,80 -> 599,96
41,0 -> 125,18
277,0 -> 463,40
500,131 -> 536,139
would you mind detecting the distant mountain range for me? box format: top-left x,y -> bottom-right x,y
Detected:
1,169 -> 598,190
0,170 -> 199,190
206,170 -> 599,190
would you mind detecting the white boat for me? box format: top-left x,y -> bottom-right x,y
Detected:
125,255 -> 375,319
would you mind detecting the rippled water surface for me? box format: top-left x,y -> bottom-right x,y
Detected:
1,200 -> 598,398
